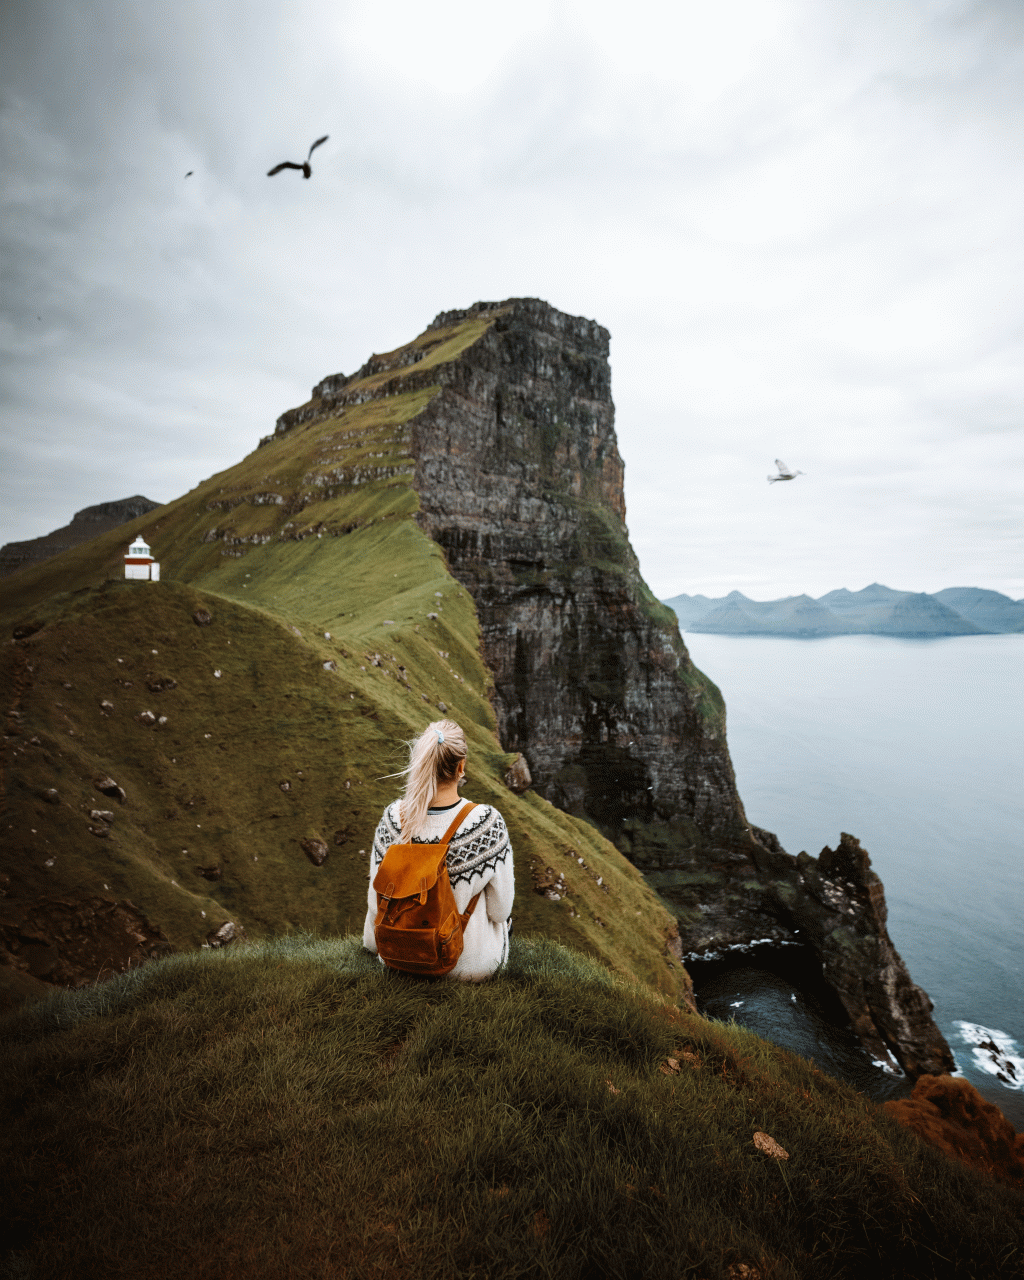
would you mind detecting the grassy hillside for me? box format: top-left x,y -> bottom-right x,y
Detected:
1,314 -> 688,1004
3,311 -> 1022,1278
2,937 -> 1020,1279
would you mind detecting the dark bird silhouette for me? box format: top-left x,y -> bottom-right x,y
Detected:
184,170 -> 193,178
267,135 -> 329,179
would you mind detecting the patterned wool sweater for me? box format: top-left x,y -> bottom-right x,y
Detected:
362,799 -> 515,981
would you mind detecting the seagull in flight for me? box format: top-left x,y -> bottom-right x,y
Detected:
267,135 -> 329,179
768,459 -> 805,483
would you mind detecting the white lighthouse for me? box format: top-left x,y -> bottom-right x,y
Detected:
124,536 -> 160,581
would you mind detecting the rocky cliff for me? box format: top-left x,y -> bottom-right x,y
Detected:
0,496 -> 160,579
274,297 -> 954,1078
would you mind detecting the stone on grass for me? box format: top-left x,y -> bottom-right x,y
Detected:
205,921 -> 240,948
301,837 -> 329,867
504,753 -> 532,793
93,775 -> 126,804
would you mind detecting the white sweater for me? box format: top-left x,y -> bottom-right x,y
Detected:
362,799 -> 515,981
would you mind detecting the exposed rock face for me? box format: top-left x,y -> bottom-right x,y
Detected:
275,296 -> 954,1077
411,302 -> 751,855
0,495 -> 160,578
0,895 -> 171,987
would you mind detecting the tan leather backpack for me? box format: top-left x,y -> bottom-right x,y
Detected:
372,801 -> 481,976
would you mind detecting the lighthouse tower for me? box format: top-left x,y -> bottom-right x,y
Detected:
124,536 -> 160,581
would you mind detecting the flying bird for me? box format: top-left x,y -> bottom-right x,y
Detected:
768,459 -> 804,483
267,135 -> 329,179
184,170 -> 193,178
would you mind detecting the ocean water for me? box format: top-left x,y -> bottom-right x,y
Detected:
680,632 -> 1024,1127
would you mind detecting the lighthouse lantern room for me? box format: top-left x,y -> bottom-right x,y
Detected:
124,536 -> 160,581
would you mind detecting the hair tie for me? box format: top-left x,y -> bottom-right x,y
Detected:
435,729 -> 445,744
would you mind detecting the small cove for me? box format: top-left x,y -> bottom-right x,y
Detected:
680,632 -> 1024,1126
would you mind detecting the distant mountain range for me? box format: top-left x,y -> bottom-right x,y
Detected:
663,583 -> 1024,637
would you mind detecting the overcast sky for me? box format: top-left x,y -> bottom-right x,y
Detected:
2,0 -> 1021,600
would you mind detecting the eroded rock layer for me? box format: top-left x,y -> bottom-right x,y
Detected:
276,296 -> 954,1078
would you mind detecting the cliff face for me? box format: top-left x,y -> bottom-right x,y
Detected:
273,297 -> 954,1078
412,303 -> 749,849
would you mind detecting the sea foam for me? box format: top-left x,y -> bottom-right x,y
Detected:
953,1021 -> 1023,1090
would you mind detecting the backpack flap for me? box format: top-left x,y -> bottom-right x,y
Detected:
372,842 -> 446,902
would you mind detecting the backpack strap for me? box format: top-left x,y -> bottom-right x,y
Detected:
443,802 -> 481,928
459,891 -> 482,929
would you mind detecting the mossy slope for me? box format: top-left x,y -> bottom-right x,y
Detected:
2,937 -> 1020,1280
1,314 -> 687,1002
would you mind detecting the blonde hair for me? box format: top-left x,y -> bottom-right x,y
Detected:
397,719 -> 467,840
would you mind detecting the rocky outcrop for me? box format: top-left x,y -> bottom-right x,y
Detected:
275,297 -> 954,1077
779,834 -> 954,1075
0,495 -> 161,578
884,1075 -> 1024,1188
504,754 -> 532,794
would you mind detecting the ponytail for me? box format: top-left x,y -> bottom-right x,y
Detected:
397,719 -> 467,840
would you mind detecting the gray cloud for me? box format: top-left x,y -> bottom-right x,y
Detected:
2,0 -> 1021,599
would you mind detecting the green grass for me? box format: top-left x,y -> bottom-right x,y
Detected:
2,936 -> 1020,1280
2,555 -> 689,1000
0,305 -> 720,1004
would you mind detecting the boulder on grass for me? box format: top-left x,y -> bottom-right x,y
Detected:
301,837 -> 329,867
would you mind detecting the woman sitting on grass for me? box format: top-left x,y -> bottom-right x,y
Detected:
362,719 -> 514,981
